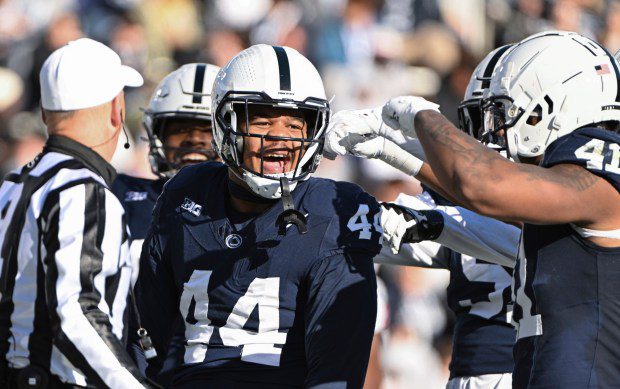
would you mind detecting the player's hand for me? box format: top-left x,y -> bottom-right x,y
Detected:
380,203 -> 422,254
381,96 -> 440,136
380,203 -> 444,254
324,108 -> 396,159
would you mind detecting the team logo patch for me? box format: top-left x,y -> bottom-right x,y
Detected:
181,197 -> 202,216
225,234 -> 243,248
124,191 -> 148,202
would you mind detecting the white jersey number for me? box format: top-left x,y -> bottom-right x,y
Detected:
574,139 -> 620,173
347,204 -> 383,242
458,254 -> 512,321
179,270 -> 287,366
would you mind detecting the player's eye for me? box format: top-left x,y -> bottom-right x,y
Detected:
251,118 -> 270,126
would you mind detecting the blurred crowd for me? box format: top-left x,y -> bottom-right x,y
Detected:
0,0 -> 618,387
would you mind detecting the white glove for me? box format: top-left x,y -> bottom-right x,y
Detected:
382,96 -> 440,136
380,203 -> 444,254
324,108 -> 390,159
325,108 -> 426,161
351,137 -> 423,176
380,205 -> 418,254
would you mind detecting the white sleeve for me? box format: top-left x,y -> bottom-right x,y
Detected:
375,240 -> 451,268
375,192 -> 520,268
44,183 -> 145,388
434,205 -> 520,268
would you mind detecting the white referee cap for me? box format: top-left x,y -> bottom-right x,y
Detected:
40,38 -> 143,111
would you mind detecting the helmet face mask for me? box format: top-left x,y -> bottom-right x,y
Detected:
145,112 -> 218,177
211,45 -> 330,199
457,98 -> 483,139
215,91 -> 328,183
480,95 -> 526,152
459,44 -> 514,151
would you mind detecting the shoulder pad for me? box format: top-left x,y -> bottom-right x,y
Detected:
543,127 -> 620,192
165,161 -> 226,191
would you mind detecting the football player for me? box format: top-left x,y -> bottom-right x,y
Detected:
379,31 -> 620,388
111,62 -> 221,384
325,46 -> 521,389
134,45 -> 382,388
113,63 -> 221,271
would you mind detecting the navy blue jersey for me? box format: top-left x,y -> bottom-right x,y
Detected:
446,253 -> 514,379
513,127 -> 620,388
135,162 -> 381,388
112,174 -> 165,241
424,188 -> 515,378
112,174 -> 184,385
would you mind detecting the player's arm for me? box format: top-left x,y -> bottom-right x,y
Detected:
40,182 -> 147,388
133,191 -> 179,380
433,204 -> 520,267
414,110 -> 620,227
323,109 -> 459,204
376,239 -> 449,268
379,202 -> 519,267
416,163 -> 459,204
304,249 -> 377,389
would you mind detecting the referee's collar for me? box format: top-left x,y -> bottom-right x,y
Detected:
45,135 -> 117,186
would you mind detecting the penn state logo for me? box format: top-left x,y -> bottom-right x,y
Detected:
225,234 -> 243,249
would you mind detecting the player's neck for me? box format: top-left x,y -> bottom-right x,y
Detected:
227,171 -> 274,214
229,195 -> 272,214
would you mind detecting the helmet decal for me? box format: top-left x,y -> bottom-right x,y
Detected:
481,44 -> 512,89
273,46 -> 291,91
192,63 -> 207,104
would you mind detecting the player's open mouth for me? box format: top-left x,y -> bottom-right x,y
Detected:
180,152 -> 209,165
262,149 -> 292,174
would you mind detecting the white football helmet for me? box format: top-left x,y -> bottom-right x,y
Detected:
211,44 -> 330,199
143,63 -> 221,177
458,44 -> 513,142
483,31 -> 620,162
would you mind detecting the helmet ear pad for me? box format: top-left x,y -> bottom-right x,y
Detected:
224,106 -> 245,158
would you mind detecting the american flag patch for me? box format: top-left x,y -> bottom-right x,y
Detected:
595,64 -> 610,75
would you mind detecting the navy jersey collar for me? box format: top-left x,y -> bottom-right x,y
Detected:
45,135 -> 117,186
206,173 -> 310,244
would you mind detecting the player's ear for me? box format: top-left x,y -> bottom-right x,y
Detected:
110,92 -> 125,128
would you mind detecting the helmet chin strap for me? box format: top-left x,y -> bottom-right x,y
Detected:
276,177 -> 307,236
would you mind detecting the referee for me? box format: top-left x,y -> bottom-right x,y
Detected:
0,39 -> 149,388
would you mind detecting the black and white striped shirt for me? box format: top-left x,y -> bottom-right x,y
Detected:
0,135 -> 145,387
